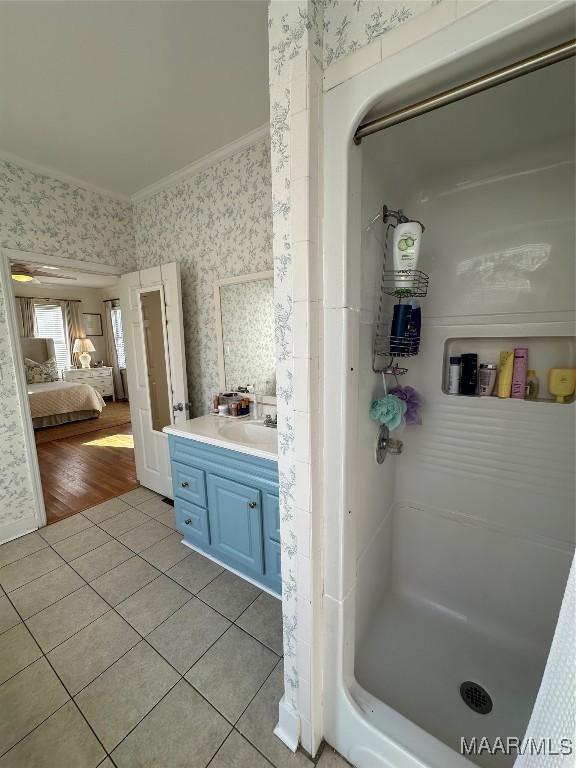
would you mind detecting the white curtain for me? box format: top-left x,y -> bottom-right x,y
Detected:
16,297 -> 36,337
62,300 -> 85,368
515,554 -> 575,767
103,299 -> 125,400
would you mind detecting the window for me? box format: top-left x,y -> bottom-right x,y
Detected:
34,303 -> 70,372
111,306 -> 126,368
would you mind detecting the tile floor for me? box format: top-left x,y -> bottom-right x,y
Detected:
0,490 -> 348,768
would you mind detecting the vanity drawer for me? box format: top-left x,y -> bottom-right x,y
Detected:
263,493 -> 280,543
172,462 -> 207,508
206,474 -> 264,577
175,499 -> 210,546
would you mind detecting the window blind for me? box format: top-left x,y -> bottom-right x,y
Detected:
34,304 -> 70,372
111,307 -> 126,368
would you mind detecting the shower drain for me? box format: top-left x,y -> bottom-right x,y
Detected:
460,681 -> 493,714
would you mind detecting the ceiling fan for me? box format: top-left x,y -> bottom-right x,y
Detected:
10,263 -> 77,283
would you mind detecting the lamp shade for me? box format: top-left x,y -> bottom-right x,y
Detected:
73,338 -> 95,354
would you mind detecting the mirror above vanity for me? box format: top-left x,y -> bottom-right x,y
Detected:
214,270 -> 276,404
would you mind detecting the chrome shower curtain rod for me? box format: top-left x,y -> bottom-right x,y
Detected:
353,38 -> 576,144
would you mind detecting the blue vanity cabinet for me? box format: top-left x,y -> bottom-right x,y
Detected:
169,435 -> 281,596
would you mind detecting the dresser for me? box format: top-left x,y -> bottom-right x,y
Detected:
62,367 -> 115,400
167,432 -> 281,596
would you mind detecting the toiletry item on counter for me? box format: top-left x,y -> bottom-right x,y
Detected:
497,351 -> 514,398
231,402 -> 239,417
511,348 -> 528,399
548,368 -> 576,403
390,303 -> 412,355
478,364 -> 498,396
459,353 -> 478,396
212,394 -> 220,413
393,220 -> 422,292
448,356 -> 461,394
407,300 -> 421,354
217,403 -> 229,416
525,370 -> 539,400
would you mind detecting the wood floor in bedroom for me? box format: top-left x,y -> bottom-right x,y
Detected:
36,421 -> 139,524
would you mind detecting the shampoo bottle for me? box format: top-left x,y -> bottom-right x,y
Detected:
393,220 -> 422,292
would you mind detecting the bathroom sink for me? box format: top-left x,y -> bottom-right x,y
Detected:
219,420 -> 275,446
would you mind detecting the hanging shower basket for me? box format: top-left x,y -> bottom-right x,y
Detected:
372,205 -> 429,374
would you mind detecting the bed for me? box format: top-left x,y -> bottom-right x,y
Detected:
22,338 -> 105,429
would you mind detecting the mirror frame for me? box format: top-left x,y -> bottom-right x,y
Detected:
214,270 -> 276,405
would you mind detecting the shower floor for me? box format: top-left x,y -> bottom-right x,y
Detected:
354,590 -> 547,768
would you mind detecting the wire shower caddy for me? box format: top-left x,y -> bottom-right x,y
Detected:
372,205 -> 429,376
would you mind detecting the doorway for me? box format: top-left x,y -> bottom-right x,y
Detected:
5,252 -> 138,524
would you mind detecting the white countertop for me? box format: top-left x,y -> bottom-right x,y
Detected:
164,415 -> 278,461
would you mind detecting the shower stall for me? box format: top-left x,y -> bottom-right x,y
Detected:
322,4 -> 575,768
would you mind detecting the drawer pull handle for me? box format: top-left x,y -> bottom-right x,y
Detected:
248,501 -> 257,509
181,481 -> 189,488
184,518 -> 192,525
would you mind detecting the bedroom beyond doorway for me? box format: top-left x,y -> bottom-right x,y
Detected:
7,254 -> 140,525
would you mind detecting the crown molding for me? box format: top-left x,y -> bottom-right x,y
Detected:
131,123 -> 270,204
0,150 -> 130,203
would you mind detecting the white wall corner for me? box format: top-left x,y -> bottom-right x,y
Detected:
274,694 -> 301,752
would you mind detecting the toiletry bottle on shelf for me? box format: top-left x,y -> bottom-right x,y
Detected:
448,356 -> 461,394
525,370 -> 539,400
478,364 -> 497,396
498,351 -> 514,398
511,348 -> 528,399
548,368 -> 576,403
212,394 -> 220,413
459,354 -> 478,396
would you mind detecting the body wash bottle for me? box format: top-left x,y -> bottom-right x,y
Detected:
393,220 -> 422,293
511,348 -> 528,399
498,351 -> 514,398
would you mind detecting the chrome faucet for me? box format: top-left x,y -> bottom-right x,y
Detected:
264,414 -> 277,428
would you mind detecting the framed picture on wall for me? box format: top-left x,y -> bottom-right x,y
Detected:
83,313 -> 103,336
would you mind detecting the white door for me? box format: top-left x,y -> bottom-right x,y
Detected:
119,262 -> 188,498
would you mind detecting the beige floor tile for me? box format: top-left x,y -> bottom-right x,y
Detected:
0,658 -> 69,756
119,487 -> 158,506
0,532 -> 48,569
186,626 -> 278,723
70,540 -> 133,581
0,549 -> 65,593
317,746 -> 352,767
139,532 -> 189,571
116,575 -> 191,635
210,730 -> 273,768
136,498 -> 174,518
166,551 -> 223,594
82,497 -> 132,524
75,641 -> 179,752
117,520 -> 173,554
38,515 -> 93,545
47,610 -> 140,695
197,571 -> 260,621
98,508 -> 150,538
147,598 -> 229,674
26,585 -> 108,652
90,557 -> 159,606
0,700 -> 105,768
236,592 -> 283,654
8,564 -> 84,619
0,623 -> 41,685
111,680 -> 230,768
0,597 -> 20,635
52,527 -> 112,563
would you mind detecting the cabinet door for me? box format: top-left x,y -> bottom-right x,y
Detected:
206,475 -> 263,577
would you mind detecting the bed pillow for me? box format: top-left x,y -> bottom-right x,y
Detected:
25,357 -> 60,384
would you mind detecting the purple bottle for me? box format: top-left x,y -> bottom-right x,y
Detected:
511,348 -> 528,399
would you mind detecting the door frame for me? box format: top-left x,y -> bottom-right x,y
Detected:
0,248 -> 122,532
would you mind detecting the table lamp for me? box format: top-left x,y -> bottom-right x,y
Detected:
73,338 -> 96,369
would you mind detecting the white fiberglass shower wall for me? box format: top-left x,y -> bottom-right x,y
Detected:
322,5 -> 575,768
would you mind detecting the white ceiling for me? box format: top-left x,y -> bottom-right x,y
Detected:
0,1 -> 269,198
11,261 -> 119,289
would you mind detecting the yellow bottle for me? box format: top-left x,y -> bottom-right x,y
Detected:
548,368 -> 576,403
497,351 -> 514,398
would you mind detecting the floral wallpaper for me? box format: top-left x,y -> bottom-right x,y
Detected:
133,139 -> 273,418
220,278 -> 275,395
0,161 -> 136,533
323,0 -> 439,67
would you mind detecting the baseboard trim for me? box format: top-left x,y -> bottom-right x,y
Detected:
0,515 -> 38,545
274,694 -> 301,752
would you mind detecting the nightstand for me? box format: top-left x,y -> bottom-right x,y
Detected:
63,367 -> 115,400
